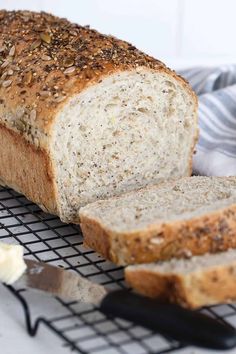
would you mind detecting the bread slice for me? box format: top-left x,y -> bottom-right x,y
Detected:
79,176 -> 236,265
125,249 -> 236,308
0,11 -> 197,223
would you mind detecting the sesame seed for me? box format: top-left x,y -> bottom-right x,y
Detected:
39,90 -> 51,97
30,109 -> 37,120
64,66 -> 75,74
1,71 -> 8,80
42,55 -> 52,61
9,45 -> 15,56
1,59 -> 10,68
2,80 -> 12,88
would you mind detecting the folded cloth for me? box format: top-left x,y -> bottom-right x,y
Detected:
179,65 -> 236,176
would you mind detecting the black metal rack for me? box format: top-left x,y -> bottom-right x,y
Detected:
1,186 -> 236,354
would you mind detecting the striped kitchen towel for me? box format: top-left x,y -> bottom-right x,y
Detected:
179,65 -> 236,176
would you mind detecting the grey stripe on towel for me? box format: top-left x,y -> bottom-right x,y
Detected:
179,65 -> 236,176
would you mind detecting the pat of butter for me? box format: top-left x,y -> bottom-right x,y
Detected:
0,242 -> 26,284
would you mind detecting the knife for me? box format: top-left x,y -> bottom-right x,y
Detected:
10,259 -> 236,350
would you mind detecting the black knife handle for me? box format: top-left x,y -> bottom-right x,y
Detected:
100,290 -> 236,350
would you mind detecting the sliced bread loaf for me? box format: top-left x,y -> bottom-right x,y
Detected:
125,249 -> 236,308
0,11 -> 197,223
79,176 -> 236,265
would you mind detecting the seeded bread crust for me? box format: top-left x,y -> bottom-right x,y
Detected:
0,10 -> 197,218
125,257 -> 236,308
80,204 -> 236,265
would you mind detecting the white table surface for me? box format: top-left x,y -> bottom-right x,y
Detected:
1,282 -> 236,354
0,284 -> 70,354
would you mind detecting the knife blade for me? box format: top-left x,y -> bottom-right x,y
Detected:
17,259 -> 107,304
12,259 -> 236,350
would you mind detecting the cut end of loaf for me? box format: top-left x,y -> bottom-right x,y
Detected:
125,249 -> 236,308
51,68 -> 197,222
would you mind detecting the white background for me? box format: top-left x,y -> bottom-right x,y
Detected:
1,1 -> 236,353
1,0 -> 236,68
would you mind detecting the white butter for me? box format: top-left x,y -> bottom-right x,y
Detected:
0,242 -> 26,284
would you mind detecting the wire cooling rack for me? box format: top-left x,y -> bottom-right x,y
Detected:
1,186 -> 236,354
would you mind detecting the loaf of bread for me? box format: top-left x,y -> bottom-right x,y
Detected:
79,176 -> 236,265
0,10 -> 197,223
125,249 -> 236,308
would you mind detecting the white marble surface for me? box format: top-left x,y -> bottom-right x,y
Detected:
0,284 -> 70,354
1,281 -> 236,354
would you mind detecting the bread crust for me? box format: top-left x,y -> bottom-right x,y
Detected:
0,10 -> 197,220
81,204 -> 236,265
125,260 -> 236,308
125,270 -> 191,307
0,124 -> 57,214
